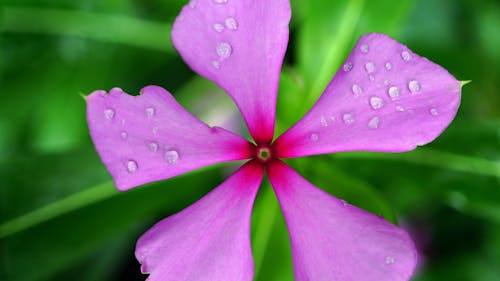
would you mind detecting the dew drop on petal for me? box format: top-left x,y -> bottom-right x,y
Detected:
120,131 -> 128,139
148,142 -> 159,152
320,116 -> 328,127
388,86 -> 400,99
146,107 -> 155,117
212,60 -> 221,69
213,22 -> 224,32
352,84 -> 363,95
343,62 -> 353,72
342,113 -> 355,125
340,199 -> 349,206
395,105 -> 405,112
216,42 -> 232,58
408,80 -> 421,93
360,44 -> 369,53
365,62 -> 375,73
225,17 -> 238,30
430,108 -> 439,116
189,0 -> 197,8
385,62 -> 392,71
152,126 -> 159,135
126,160 -> 138,173
213,0 -> 228,3
369,96 -> 384,110
401,51 -> 411,61
164,149 -> 179,164
385,256 -> 395,265
104,108 -> 115,120
368,116 -> 380,129
310,133 -> 319,142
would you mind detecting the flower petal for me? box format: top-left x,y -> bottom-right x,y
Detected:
135,161 -> 264,281
267,160 -> 417,281
171,0 -> 291,143
86,86 -> 253,191
274,33 -> 462,158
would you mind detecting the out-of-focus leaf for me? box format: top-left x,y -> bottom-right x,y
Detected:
295,0 -> 412,107
252,181 -> 294,281
0,148 -> 224,281
0,7 -> 173,53
276,67 -> 307,135
290,156 -> 398,224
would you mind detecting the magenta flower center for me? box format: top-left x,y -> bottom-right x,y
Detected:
254,144 -> 273,163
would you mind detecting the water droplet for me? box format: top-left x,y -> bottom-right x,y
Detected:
385,62 -> 392,70
369,75 -> 375,81
104,108 -> 115,120
408,80 -> 421,93
352,84 -> 363,95
310,133 -> 319,142
360,44 -> 369,53
146,107 -> 155,117
120,131 -> 128,139
365,62 -> 375,73
430,108 -> 439,116
368,116 -> 380,129
213,0 -> 228,3
395,105 -> 405,112
164,149 -> 179,164
343,62 -> 353,72
401,51 -> 411,61
385,256 -> 395,265
148,142 -> 159,152
216,42 -> 232,58
212,60 -> 221,69
152,127 -> 159,135
126,160 -> 138,173
225,17 -> 238,30
342,113 -> 355,125
320,116 -> 328,127
384,79 -> 390,86
189,0 -> 197,8
213,22 -> 224,33
369,97 -> 384,109
387,86 -> 400,99
340,199 -> 349,206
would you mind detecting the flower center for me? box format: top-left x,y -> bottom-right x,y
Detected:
255,144 -> 272,163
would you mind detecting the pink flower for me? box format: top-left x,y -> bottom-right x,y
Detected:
86,0 -> 462,280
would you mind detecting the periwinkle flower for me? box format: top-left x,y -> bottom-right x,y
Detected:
86,0 -> 462,280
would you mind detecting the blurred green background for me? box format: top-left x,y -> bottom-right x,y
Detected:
0,0 -> 499,280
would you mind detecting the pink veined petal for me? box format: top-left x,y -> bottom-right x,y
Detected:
171,0 -> 291,143
86,86 -> 253,191
135,161 -> 264,281
274,33 -> 462,158
267,160 -> 417,281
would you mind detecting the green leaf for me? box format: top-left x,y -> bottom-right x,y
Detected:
1,148 -> 224,281
0,7 -> 173,52
291,156 -> 398,224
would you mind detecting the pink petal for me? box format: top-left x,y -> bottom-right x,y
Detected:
171,0 -> 291,143
274,33 -> 462,158
135,161 -> 264,281
267,160 -> 417,281
86,86 -> 253,191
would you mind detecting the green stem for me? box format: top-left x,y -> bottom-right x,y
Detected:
0,181 -> 117,239
0,6 -> 173,52
253,182 -> 279,279
334,149 -> 500,178
309,0 -> 365,99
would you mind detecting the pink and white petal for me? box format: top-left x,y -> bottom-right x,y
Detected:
86,86 -> 253,191
135,161 -> 264,281
172,0 -> 291,143
267,160 -> 417,281
274,33 -> 462,158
